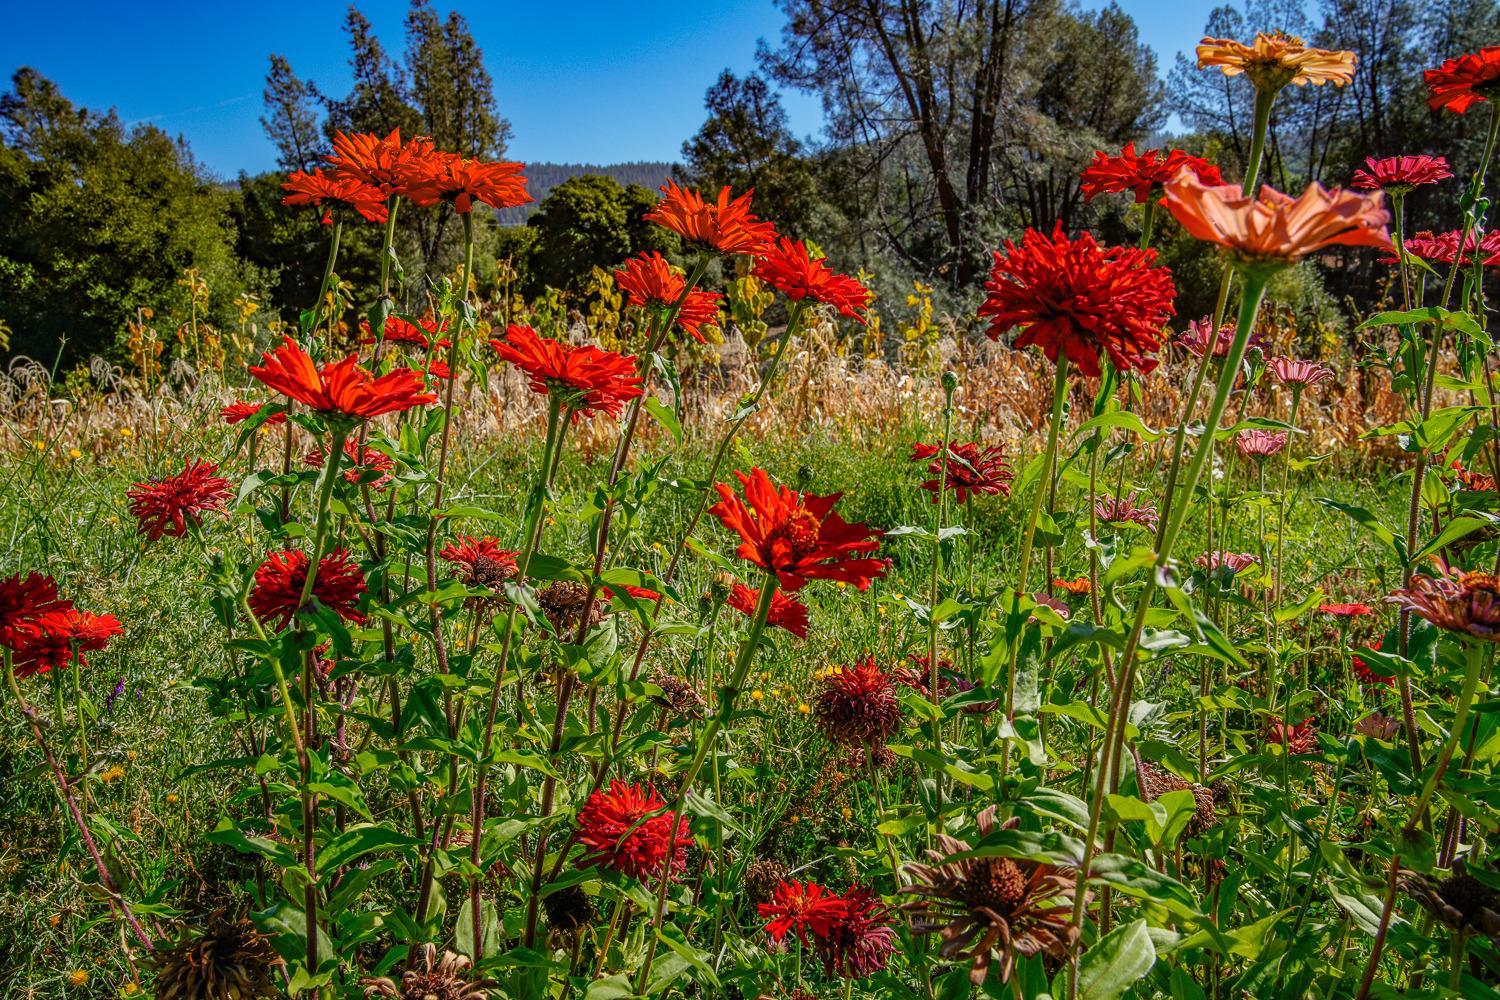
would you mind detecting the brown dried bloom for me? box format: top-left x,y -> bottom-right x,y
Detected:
901,807 -> 1084,985
745,857 -> 791,904
1197,31 -> 1356,92
151,912 -> 282,1000
650,668 -> 705,718
537,581 -> 606,634
1402,862 -> 1500,943
1133,755 -> 1218,838
363,943 -> 489,1000
1387,566 -> 1500,641
543,884 -> 596,933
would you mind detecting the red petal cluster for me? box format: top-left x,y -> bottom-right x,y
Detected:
439,536 -> 519,589
11,609 -> 122,679
305,440 -> 395,489
644,182 -> 778,256
752,238 -> 871,323
221,401 -> 286,426
327,129 -> 440,200
1352,639 -> 1394,687
979,223 -> 1175,377
1350,155 -> 1453,192
126,459 -> 232,541
758,881 -> 895,979
814,655 -> 903,747
281,168 -> 388,224
613,252 -> 723,342
909,441 -> 1012,504
709,468 -> 886,593
404,155 -> 532,214
249,549 -> 367,631
1424,47 -> 1500,113
250,337 -> 436,420
1265,717 -> 1319,755
1080,142 -> 1223,204
575,780 -> 693,881
0,573 -> 73,650
490,325 -> 643,419
725,581 -> 809,638
361,315 -> 445,348
1385,229 -> 1500,267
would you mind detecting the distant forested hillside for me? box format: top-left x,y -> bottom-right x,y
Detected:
498,161 -> 675,223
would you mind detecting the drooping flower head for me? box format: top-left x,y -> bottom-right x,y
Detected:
361,315 -> 445,349
902,807 -> 1084,985
1388,566 -> 1500,641
725,581 -> 809,638
250,337 -> 436,421
221,401 -> 286,426
709,468 -> 886,592
327,129 -> 438,200
1265,716 -> 1319,755
249,549 -> 367,631
644,181 -> 778,256
1452,461 -> 1498,492
1235,428 -> 1288,459
1177,315 -> 1264,358
151,913 -> 283,1000
0,573 -> 73,653
10,609 -> 122,679
752,238 -> 871,323
126,459 -> 233,541
1095,492 -> 1159,531
1197,31 -> 1356,92
613,252 -> 722,342
1355,711 -> 1400,738
490,325 -> 643,419
280,168 -> 388,224
818,886 -> 896,978
1197,550 -> 1260,576
814,656 -> 903,747
1163,171 -> 1392,271
404,153 -> 531,213
1424,47 -> 1500,114
1269,356 -> 1335,388
759,880 -> 848,946
575,780 -> 693,881
305,440 -> 395,489
910,442 -> 1012,504
1350,155 -> 1453,194
361,943 -> 486,1000
1080,143 -> 1223,204
439,536 -> 520,590
1052,576 -> 1091,596
978,223 -> 1176,377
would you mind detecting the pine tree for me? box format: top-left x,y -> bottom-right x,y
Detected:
260,54 -> 325,173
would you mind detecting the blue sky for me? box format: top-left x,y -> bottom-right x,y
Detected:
0,0 -> 1222,179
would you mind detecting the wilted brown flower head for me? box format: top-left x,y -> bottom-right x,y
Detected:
649,668 -> 705,719
1133,756 -> 1218,839
542,884 -> 596,934
814,656 -> 903,747
151,912 -> 283,1000
901,807 -> 1084,985
745,857 -> 791,904
537,581 -> 606,634
1402,862 -> 1500,943
1387,566 -> 1500,641
363,943 -> 489,1000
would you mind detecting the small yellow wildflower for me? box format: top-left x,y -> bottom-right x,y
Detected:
100,765 -> 126,784
33,440 -> 45,451
165,794 -> 179,806
126,750 -> 137,761
48,914 -> 60,928
123,983 -> 141,996
841,807 -> 853,819
68,448 -> 82,460
68,970 -> 88,987
119,427 -> 132,439
798,702 -> 810,714
750,690 -> 764,702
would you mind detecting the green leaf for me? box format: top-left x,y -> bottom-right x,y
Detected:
318,824 -> 422,874
1411,515 -> 1495,565
1315,498 -> 1407,563
1088,853 -> 1202,918
1077,918 -> 1156,1000
643,397 -> 683,442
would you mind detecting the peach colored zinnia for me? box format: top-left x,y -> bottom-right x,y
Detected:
1197,31 -> 1356,91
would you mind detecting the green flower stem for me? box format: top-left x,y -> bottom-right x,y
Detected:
377,197 -> 402,302
1355,640 -> 1489,1000
1243,87 -> 1276,196
314,217 -> 344,336
1139,199 -> 1157,249
1272,388 -> 1303,616
1071,271 -> 1271,944
3,650 -> 154,949
927,376 -> 956,813
634,573 -> 779,993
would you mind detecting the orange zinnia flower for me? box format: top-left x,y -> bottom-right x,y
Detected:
709,468 -> 886,593
249,337 -> 437,421
328,129 -> 439,201
489,324 -> 643,419
613,252 -> 723,342
644,181 -> 778,256
281,169 -> 389,224
405,154 -> 532,214
752,239 -> 871,324
1197,31 -> 1356,91
1162,170 -> 1391,269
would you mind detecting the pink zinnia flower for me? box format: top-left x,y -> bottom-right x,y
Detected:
1350,155 -> 1453,193
1198,551 -> 1259,575
1269,356 -> 1335,388
1235,429 -> 1288,459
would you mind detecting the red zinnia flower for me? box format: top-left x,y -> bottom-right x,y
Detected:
814,655 -> 903,747
1322,602 -> 1374,617
1352,638 -> 1394,687
1452,461 -> 1498,492
1265,717 -> 1319,755
250,337 -> 436,420
709,468 -> 886,593
601,584 -> 663,603
221,401 -> 286,426
280,168 -> 388,224
0,573 -> 72,651
818,886 -> 896,978
644,181 -> 778,256
725,581 -> 809,638
1080,142 -> 1224,204
910,441 -> 1012,504
404,154 -> 532,214
126,459 -> 232,541
360,315 -> 445,348
248,548 -> 367,631
758,880 -> 848,945
1350,155 -> 1453,193
1424,47 -> 1500,114
490,324 -> 643,419
439,535 -> 520,589
752,238 -> 871,323
327,129 -> 438,200
305,440 -> 395,489
10,609 -> 122,679
613,252 -> 723,342
978,223 -> 1176,377
575,780 -> 693,881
